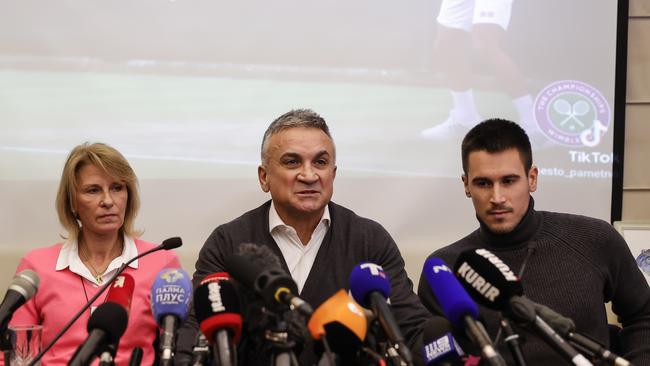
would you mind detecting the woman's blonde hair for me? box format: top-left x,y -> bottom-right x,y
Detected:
55,142 -> 141,241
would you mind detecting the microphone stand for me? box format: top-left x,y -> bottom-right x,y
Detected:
98,343 -> 117,366
212,329 -> 236,366
1,327 -> 13,366
190,333 -> 210,366
265,313 -> 298,366
28,238 -> 181,366
500,318 -> 527,366
318,336 -> 336,366
128,347 -> 143,366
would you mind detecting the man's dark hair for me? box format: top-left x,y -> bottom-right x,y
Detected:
461,118 -> 532,175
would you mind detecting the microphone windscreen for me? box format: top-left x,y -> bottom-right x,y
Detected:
151,268 -> 192,323
422,257 -> 478,329
348,262 -> 390,308
421,317 -> 465,366
224,254 -> 260,290
237,243 -> 283,269
200,272 -> 231,285
226,243 -> 309,351
533,301 -> 575,335
87,301 -> 129,343
226,243 -> 298,312
508,296 -> 536,324
308,289 -> 367,342
454,249 -> 523,310
106,273 -> 135,314
10,270 -> 40,300
161,237 -> 183,250
224,243 -> 284,290
193,274 -> 243,344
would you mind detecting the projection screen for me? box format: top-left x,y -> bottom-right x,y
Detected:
0,0 -> 623,280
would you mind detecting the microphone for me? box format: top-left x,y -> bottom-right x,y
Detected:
224,249 -> 312,316
226,243 -> 310,364
151,268 -> 192,366
454,249 -> 593,366
68,303 -> 129,366
193,272 -> 242,366
565,332 -> 631,366
308,289 -> 367,364
29,237 -> 182,366
422,257 -> 506,366
454,249 -> 522,310
128,347 -> 143,366
0,270 -> 40,333
421,316 -> 466,366
68,273 -> 135,366
349,262 -> 414,366
105,273 -> 135,311
160,237 -> 183,250
521,298 -> 630,366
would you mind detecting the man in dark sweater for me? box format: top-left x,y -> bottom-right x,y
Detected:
418,118 -> 650,365
177,109 -> 429,365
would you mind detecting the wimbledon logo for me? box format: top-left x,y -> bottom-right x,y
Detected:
161,269 -> 185,283
534,80 -> 611,147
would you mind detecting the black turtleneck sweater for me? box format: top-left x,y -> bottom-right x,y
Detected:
418,197 -> 650,365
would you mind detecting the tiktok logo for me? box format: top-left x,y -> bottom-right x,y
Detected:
579,119 -> 608,147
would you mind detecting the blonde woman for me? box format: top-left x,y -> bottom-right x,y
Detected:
11,142 -> 180,365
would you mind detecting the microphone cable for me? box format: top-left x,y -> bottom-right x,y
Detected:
495,242 -> 536,366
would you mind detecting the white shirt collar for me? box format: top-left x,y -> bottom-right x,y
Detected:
268,201 -> 330,293
56,234 -> 139,285
269,201 -> 330,234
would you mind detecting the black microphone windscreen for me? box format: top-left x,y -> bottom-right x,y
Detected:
226,243 -> 309,355
226,243 -> 298,308
454,248 -> 523,311
222,243 -> 282,291
87,302 -> 129,344
238,243 -> 282,268
193,280 -> 242,324
223,255 -> 259,290
161,237 -> 182,250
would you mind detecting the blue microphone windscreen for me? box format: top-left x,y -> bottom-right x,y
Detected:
151,268 -> 192,323
348,262 -> 390,308
422,257 -> 478,329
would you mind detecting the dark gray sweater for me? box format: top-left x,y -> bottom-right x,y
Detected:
177,200 -> 429,365
418,198 -> 650,365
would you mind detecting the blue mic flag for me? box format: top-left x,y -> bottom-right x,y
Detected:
151,268 -> 192,323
